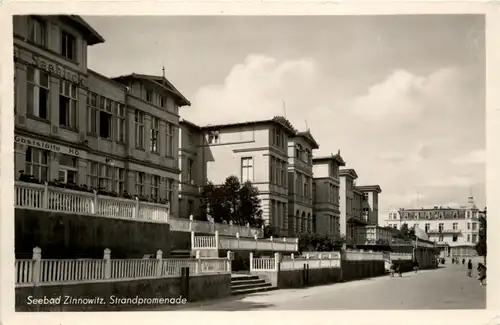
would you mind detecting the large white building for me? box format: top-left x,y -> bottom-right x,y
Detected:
384,196 -> 484,257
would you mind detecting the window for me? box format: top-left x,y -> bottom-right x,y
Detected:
241,157 -> 254,183
166,123 -> 174,156
165,178 -> 174,204
472,234 -> 477,243
99,164 -> 113,191
453,212 -> 457,219
363,193 -> 369,201
472,222 -> 477,231
295,144 -> 302,159
150,117 -> 159,153
425,223 -> 430,233
467,222 -> 471,230
467,234 -> 471,242
28,17 -> 46,46
116,103 -> 126,142
135,172 -> 145,196
452,235 -> 458,242
295,173 -> 301,195
99,97 -> 112,139
188,200 -> 194,216
304,178 -> 308,198
58,154 -> 77,184
467,211 -> 471,218
59,80 -> 78,128
275,159 -> 280,185
25,147 -> 48,182
87,92 -> 97,133
305,149 -> 311,164
145,90 -> 153,102
87,161 -> 98,188
438,235 -> 444,242
151,175 -> 160,199
275,129 -> 281,147
135,110 -> 145,149
208,130 -> 219,144
452,223 -> 458,230
280,161 -> 286,187
159,95 -> 165,108
270,157 -> 275,184
438,223 -> 444,232
27,66 -> 49,120
61,31 -> 76,61
187,158 -> 194,182
114,168 -> 125,194
188,132 -> 194,145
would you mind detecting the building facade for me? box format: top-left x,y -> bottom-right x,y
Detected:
356,185 -> 382,225
199,117 -> 296,236
287,131 -> 319,235
13,15 -> 190,217
311,153 -> 345,238
384,196 -> 483,257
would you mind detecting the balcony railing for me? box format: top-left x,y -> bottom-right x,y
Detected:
426,229 -> 462,234
192,231 -> 299,252
15,181 -> 169,223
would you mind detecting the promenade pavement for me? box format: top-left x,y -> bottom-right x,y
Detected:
150,263 -> 486,311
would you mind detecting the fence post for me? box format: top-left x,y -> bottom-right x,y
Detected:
215,231 -> 219,250
195,251 -> 201,274
156,249 -> 163,276
189,215 -> 194,232
274,252 -> 280,271
32,247 -> 42,285
249,252 -> 254,271
42,182 -> 49,210
103,248 -> 111,279
226,251 -> 232,272
133,197 -> 139,219
270,236 -> 274,251
318,254 -> 322,268
236,232 -> 240,250
191,231 -> 195,250
229,220 -> 234,236
295,237 -> 299,251
291,253 -> 295,269
254,234 -> 258,251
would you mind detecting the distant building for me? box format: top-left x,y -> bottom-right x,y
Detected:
384,196 -> 483,258
312,152 -> 345,237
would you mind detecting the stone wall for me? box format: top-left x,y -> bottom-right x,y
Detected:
340,260 -> 385,281
15,209 -> 191,258
16,273 -> 231,311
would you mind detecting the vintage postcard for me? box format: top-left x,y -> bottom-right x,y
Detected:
0,1 -> 498,325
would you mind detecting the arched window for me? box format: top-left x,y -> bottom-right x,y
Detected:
305,149 -> 311,164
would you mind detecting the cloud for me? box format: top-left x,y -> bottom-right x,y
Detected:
184,55 -> 484,216
451,149 -> 486,166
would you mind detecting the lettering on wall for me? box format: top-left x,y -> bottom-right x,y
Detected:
13,47 -> 87,88
14,135 -> 87,158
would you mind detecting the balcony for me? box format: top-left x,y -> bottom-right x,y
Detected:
426,229 -> 462,234
192,232 -> 299,252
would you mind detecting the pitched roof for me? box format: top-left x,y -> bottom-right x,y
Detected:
62,16 -> 105,46
356,185 -> 382,194
313,151 -> 346,166
112,73 -> 191,107
339,168 -> 358,179
295,130 -> 319,149
201,116 -> 298,136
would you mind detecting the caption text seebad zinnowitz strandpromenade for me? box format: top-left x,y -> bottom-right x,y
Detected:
26,295 -> 188,306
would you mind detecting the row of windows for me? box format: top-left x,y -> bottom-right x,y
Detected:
294,144 -> 312,164
270,199 -> 287,230
269,156 -> 286,187
23,146 -> 176,200
27,17 -> 77,61
23,67 -> 177,156
389,210 -> 477,220
295,172 -> 312,198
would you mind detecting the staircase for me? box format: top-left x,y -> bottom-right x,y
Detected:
169,250 -> 192,258
231,274 -> 276,295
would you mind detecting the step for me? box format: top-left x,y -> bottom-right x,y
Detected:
231,278 -> 266,286
231,285 -> 277,296
231,282 -> 271,291
230,274 -> 260,281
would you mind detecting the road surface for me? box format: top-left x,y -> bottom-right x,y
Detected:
149,264 -> 486,311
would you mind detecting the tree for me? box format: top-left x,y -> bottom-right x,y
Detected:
200,176 -> 264,227
297,233 -> 345,253
475,211 -> 487,259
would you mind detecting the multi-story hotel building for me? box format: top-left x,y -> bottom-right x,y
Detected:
195,117 -> 296,236
287,131 -> 319,235
13,15 -> 189,217
384,196 -> 483,257
311,153 -> 345,237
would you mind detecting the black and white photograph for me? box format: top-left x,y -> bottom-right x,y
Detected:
1,3 -> 494,319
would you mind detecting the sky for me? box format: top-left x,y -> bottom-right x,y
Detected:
84,15 -> 486,218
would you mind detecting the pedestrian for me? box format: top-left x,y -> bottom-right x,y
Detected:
477,263 -> 487,286
467,259 -> 473,277
396,258 -> 403,277
462,258 -> 465,265
413,259 -> 420,273
389,261 -> 396,277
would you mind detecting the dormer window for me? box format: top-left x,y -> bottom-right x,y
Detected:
61,31 -> 76,61
208,130 -> 220,144
28,17 -> 46,47
145,90 -> 153,103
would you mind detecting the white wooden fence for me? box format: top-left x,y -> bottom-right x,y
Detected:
15,181 -> 265,237
15,181 -> 169,223
249,252 -> 341,272
15,247 -> 231,286
192,231 -> 299,252
344,249 -> 384,261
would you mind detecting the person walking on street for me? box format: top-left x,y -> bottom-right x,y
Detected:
389,261 -> 396,277
413,259 -> 420,273
467,259 -> 473,277
462,258 -> 465,265
396,258 -> 403,277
